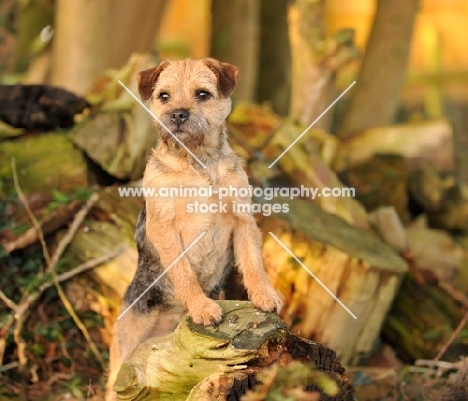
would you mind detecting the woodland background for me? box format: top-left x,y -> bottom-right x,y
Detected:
1,0 -> 468,400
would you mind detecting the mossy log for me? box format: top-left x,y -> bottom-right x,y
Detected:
261,199 -> 408,365
113,301 -> 354,401
70,53 -> 159,181
0,132 -> 87,195
383,273 -> 467,362
339,154 -> 410,221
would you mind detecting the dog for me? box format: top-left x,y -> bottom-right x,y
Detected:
106,58 -> 283,400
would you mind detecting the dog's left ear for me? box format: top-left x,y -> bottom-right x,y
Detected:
137,60 -> 170,101
203,58 -> 239,98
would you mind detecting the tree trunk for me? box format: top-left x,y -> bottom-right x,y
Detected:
211,0 -> 260,102
14,0 -> 53,73
288,0 -> 330,129
113,301 -> 354,400
107,0 -> 168,69
287,0 -> 359,131
337,0 -> 419,140
256,0 -> 291,116
51,0 -> 111,95
0,0 -> 19,75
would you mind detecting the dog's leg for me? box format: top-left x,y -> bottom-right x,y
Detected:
106,305 -> 160,400
145,212 -> 224,325
106,303 -> 186,400
233,216 -> 283,313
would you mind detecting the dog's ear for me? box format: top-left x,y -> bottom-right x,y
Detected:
203,58 -> 239,98
137,61 -> 170,101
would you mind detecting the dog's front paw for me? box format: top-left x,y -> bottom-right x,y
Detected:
250,286 -> 283,314
188,297 -> 223,326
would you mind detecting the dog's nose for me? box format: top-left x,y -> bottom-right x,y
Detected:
171,109 -> 190,125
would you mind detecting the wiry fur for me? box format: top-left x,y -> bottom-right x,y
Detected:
106,58 -> 282,400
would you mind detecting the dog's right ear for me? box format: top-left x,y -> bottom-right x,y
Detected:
137,61 -> 170,101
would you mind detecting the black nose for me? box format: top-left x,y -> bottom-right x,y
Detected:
171,109 -> 189,125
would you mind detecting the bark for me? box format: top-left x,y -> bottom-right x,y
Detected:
337,0 -> 419,139
0,132 -> 87,195
51,0 -> 111,95
113,301 -> 354,400
0,84 -> 88,130
256,0 -> 291,116
14,0 -> 53,73
211,0 -> 260,102
287,0 -> 359,130
383,273 -> 466,362
0,0 -> 19,74
288,0 -> 329,129
107,0 -> 168,69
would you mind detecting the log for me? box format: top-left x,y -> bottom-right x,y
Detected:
0,132 -> 87,195
70,53 -> 159,180
0,85 -> 88,130
261,199 -> 408,365
368,206 -> 408,253
407,227 -> 461,281
264,120 -> 369,229
383,272 -> 467,362
338,154 -> 410,221
113,301 -> 354,401
63,187 -> 143,342
334,119 -> 454,173
408,166 -> 447,213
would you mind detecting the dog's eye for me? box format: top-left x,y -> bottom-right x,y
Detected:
159,92 -> 170,103
195,90 -> 212,102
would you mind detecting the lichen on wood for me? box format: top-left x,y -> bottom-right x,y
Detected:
113,301 -> 353,400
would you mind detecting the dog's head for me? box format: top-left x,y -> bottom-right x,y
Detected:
137,58 -> 238,150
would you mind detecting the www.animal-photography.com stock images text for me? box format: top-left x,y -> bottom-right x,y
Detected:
1,1 -> 468,401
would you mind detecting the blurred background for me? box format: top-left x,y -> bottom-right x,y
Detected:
2,1 -> 468,400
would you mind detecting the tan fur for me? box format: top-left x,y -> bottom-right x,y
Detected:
106,58 -> 282,400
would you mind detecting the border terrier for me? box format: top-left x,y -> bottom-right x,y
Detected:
106,58 -> 282,399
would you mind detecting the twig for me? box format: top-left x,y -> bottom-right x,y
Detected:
434,308 -> 468,362
11,158 -> 46,373
3,200 -> 83,253
10,158 -> 106,371
0,290 -> 18,313
11,158 -> 52,266
52,274 -> 104,365
40,247 -> 124,292
416,358 -> 467,371
47,192 -> 99,272
0,316 -> 14,369
438,280 -> 468,310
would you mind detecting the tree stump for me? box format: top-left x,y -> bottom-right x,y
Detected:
261,199 -> 408,365
113,301 -> 354,400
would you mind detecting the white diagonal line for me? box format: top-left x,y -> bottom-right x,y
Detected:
268,232 -> 357,319
268,81 -> 356,168
118,80 -> 207,169
118,231 -> 207,320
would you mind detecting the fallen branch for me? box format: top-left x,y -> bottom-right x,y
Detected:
3,200 -> 83,253
434,309 -> 468,362
1,159 -> 114,375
